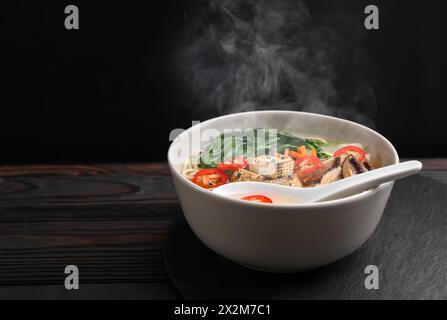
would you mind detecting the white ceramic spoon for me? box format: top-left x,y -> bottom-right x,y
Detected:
213,160 -> 422,204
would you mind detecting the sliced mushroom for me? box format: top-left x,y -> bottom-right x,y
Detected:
322,156 -> 342,171
338,153 -> 348,164
268,175 -> 303,188
362,159 -> 374,171
230,169 -> 265,182
342,155 -> 366,178
320,166 -> 342,185
333,156 -> 342,168
286,175 -> 303,188
322,157 -> 335,171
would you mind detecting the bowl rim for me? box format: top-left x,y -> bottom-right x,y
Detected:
167,110 -> 399,208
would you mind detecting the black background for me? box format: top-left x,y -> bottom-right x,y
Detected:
1,0 -> 446,163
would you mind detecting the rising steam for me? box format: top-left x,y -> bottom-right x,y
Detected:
177,0 -> 377,127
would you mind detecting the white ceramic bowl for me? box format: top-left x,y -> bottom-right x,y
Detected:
168,111 -> 399,272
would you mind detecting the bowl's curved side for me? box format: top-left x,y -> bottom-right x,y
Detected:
172,172 -> 393,271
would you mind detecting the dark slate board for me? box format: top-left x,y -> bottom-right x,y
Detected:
164,173 -> 447,299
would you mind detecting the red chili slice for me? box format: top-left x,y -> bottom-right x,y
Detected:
295,155 -> 323,180
241,195 -> 273,203
217,158 -> 248,171
334,145 -> 366,161
192,168 -> 228,189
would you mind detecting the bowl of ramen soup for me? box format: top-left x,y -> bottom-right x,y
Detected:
167,111 -> 398,272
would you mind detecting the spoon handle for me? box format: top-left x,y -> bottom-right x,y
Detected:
315,161 -> 422,202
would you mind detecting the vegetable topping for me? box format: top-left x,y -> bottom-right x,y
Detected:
186,129 -> 376,191
192,169 -> 228,189
217,158 -> 248,171
240,195 -> 273,203
295,155 -> 323,183
334,145 -> 366,161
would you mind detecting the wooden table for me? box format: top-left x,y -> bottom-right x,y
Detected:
0,159 -> 445,299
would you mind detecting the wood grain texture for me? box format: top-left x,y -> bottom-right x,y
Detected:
0,163 -> 180,298
0,160 -> 445,299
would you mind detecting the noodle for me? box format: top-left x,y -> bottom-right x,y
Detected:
182,153 -> 200,180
